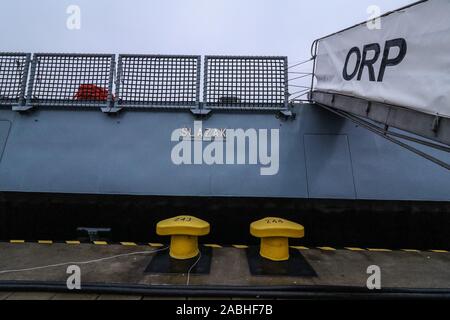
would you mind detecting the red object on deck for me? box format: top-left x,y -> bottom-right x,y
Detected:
74,84 -> 113,101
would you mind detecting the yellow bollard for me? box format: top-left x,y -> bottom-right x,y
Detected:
250,217 -> 304,261
156,215 -> 210,260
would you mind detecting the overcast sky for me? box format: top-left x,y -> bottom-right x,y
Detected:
0,0 -> 415,64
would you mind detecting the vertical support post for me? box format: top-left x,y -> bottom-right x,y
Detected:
203,56 -> 209,109
190,55 -> 211,116
279,56 -> 294,118
309,40 -> 319,100
17,53 -> 31,107
102,54 -> 121,113
107,54 -> 115,106
13,53 -> 35,111
26,54 -> 37,107
283,56 -> 289,110
115,55 -> 123,105
195,56 -> 201,110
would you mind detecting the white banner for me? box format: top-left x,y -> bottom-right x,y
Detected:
314,0 -> 450,118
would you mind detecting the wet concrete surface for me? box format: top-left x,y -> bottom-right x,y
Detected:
0,243 -> 449,289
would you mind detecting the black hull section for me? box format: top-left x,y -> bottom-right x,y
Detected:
1,192 -> 449,250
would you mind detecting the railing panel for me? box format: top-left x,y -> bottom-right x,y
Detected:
0,53 -> 31,106
204,56 -> 288,110
27,53 -> 115,108
116,55 -> 201,108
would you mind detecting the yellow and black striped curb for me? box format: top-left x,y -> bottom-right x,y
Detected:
1,240 -> 449,254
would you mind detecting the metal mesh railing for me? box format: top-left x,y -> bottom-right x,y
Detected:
0,53 -> 31,106
27,53 -> 115,107
1,53 -> 292,111
116,55 -> 201,108
204,56 -> 288,110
